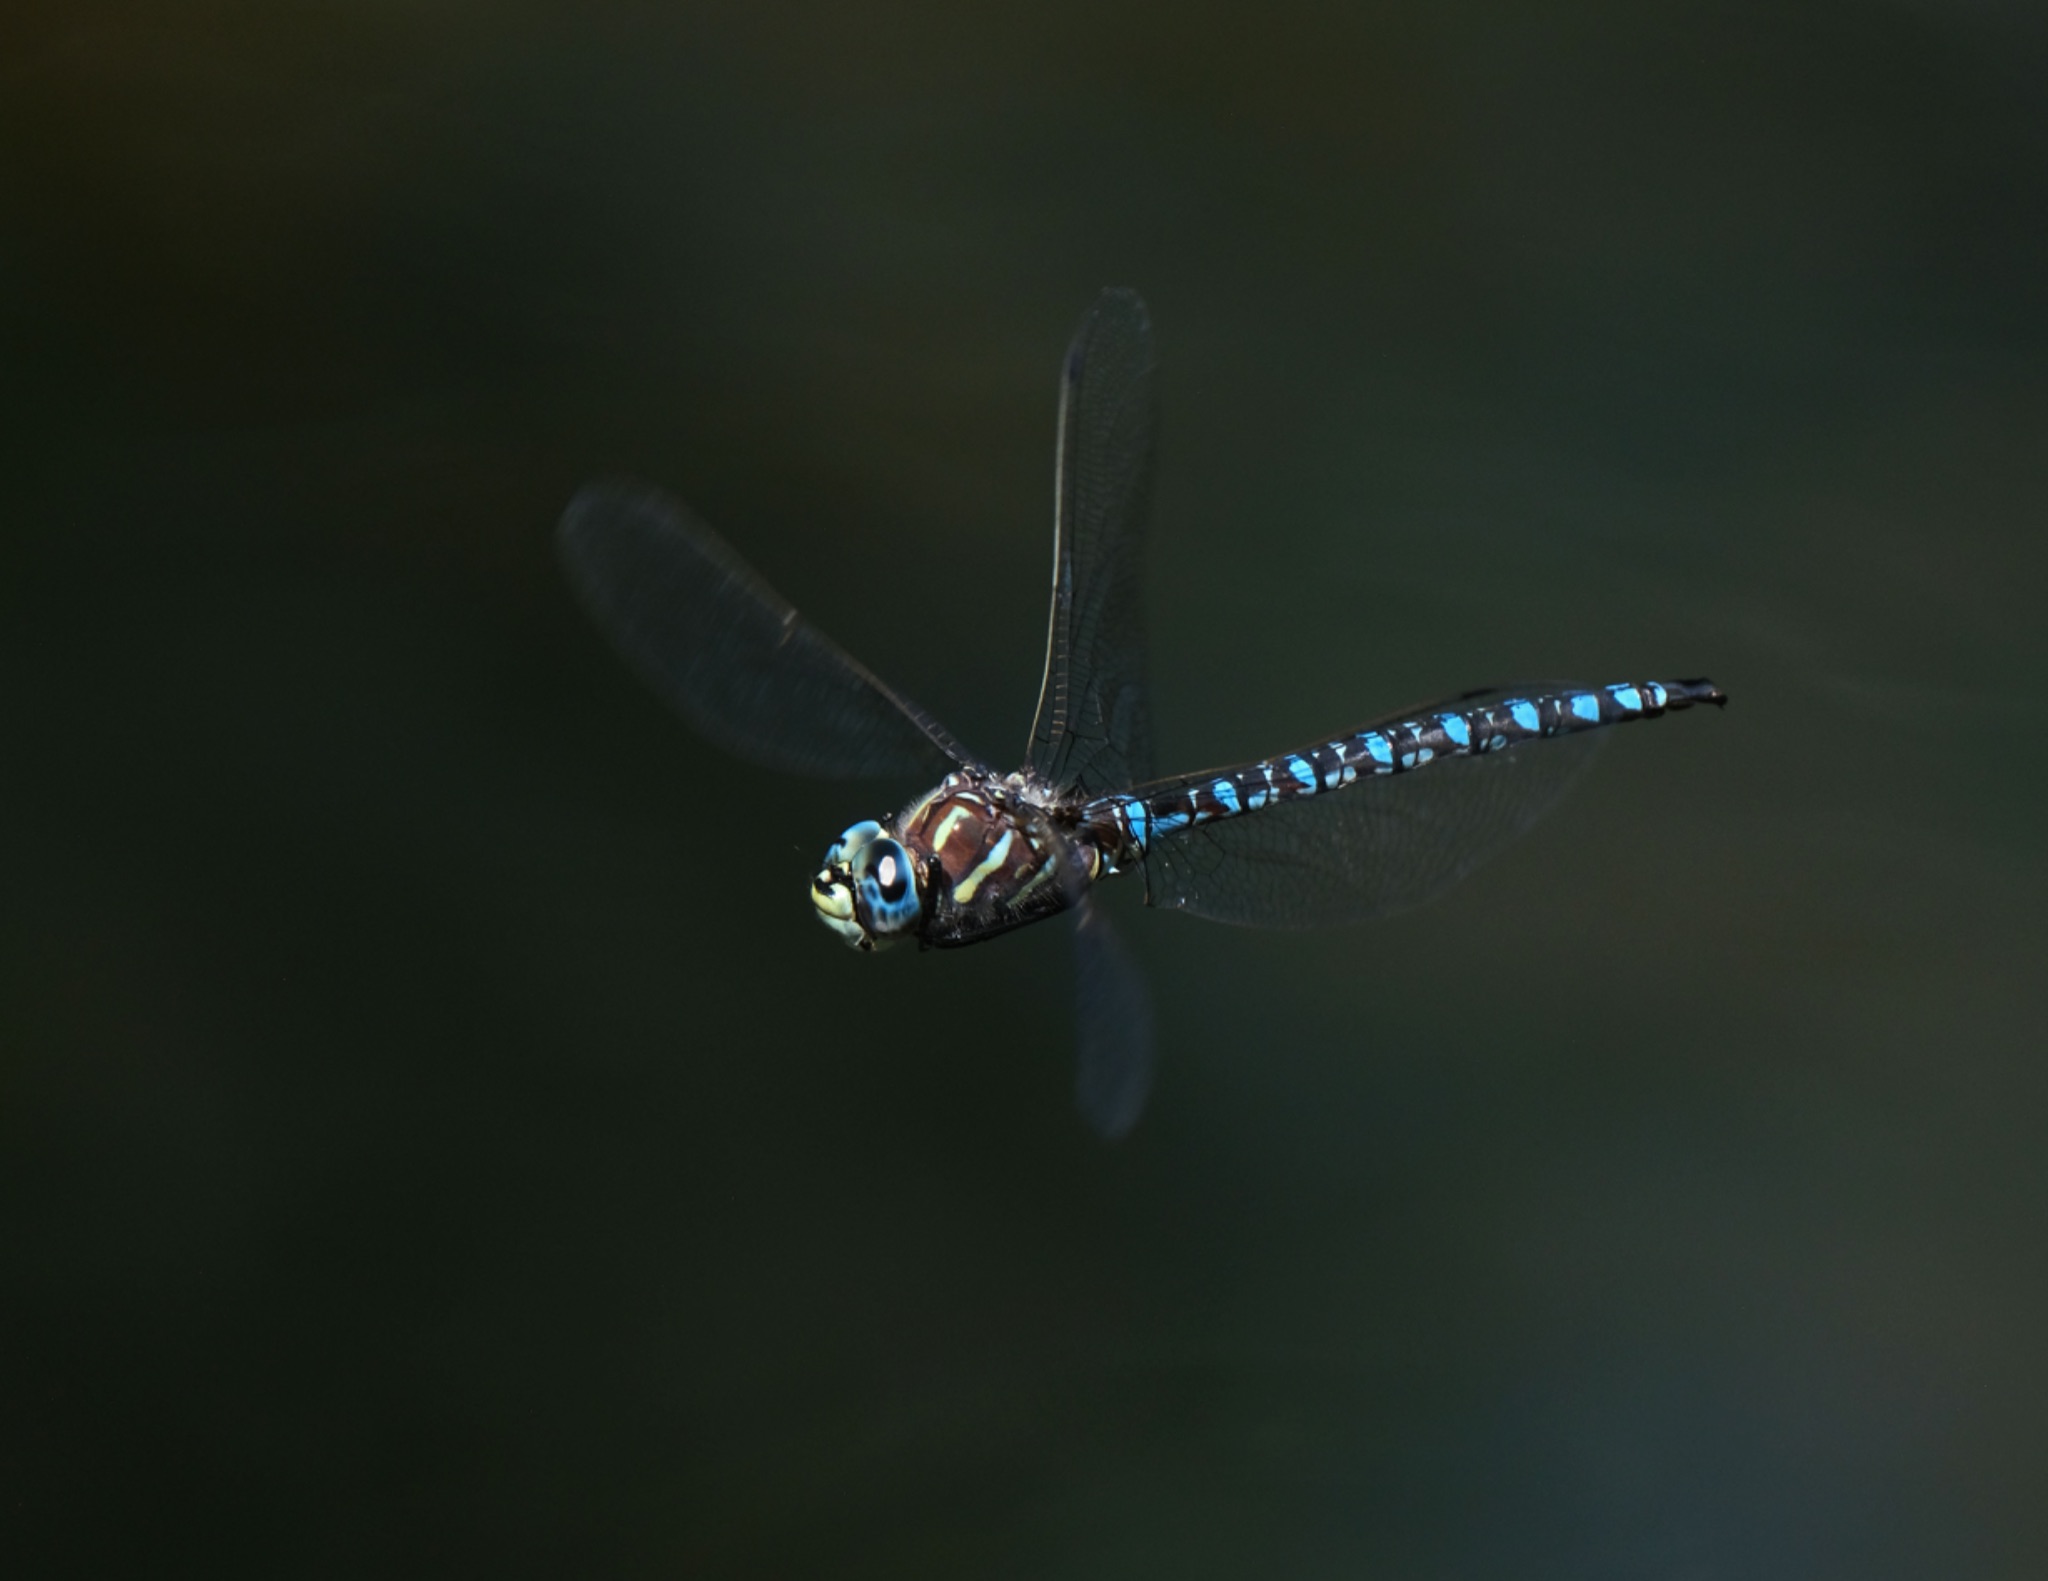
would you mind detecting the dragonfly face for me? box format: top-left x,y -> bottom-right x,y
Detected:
811,819 -> 923,951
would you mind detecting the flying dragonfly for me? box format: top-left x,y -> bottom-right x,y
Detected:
559,290 -> 1725,1138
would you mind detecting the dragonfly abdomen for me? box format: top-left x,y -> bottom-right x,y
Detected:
1101,678 -> 1725,858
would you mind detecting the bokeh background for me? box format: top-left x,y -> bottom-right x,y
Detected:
6,2 -> 2046,1575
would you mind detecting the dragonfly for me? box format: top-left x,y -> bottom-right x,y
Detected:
559,289 -> 1725,1139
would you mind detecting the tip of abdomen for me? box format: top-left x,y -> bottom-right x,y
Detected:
1669,678 -> 1728,709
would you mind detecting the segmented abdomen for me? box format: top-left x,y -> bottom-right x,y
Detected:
1099,678 -> 1725,856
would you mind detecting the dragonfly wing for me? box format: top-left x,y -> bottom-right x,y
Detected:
1140,687 -> 1606,928
560,481 -> 976,778
1073,896 -> 1156,1140
1025,289 -> 1159,798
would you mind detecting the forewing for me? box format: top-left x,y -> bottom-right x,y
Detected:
1139,688 -> 1606,928
560,481 -> 975,778
1025,289 -> 1158,797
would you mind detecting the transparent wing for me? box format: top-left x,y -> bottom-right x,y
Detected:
1073,896 -> 1156,1140
1138,687 -> 1606,928
1025,289 -> 1158,798
559,480 -> 976,778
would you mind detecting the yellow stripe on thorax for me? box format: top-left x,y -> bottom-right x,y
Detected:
928,801 -> 974,855
950,828 -> 1015,904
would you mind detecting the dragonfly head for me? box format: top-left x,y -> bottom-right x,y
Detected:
811,819 -> 923,950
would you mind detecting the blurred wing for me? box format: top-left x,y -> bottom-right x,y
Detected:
1025,289 -> 1158,798
560,481 -> 976,779
1139,687 -> 1605,927
1073,896 -> 1156,1140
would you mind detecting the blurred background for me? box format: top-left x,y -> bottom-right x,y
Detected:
4,1 -> 2045,1575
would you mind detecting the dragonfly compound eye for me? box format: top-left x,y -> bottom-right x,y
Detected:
854,838 -> 921,942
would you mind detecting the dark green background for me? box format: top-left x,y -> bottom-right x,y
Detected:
6,2 -> 2045,1575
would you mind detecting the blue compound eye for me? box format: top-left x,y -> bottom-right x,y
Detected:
856,838 -> 921,939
